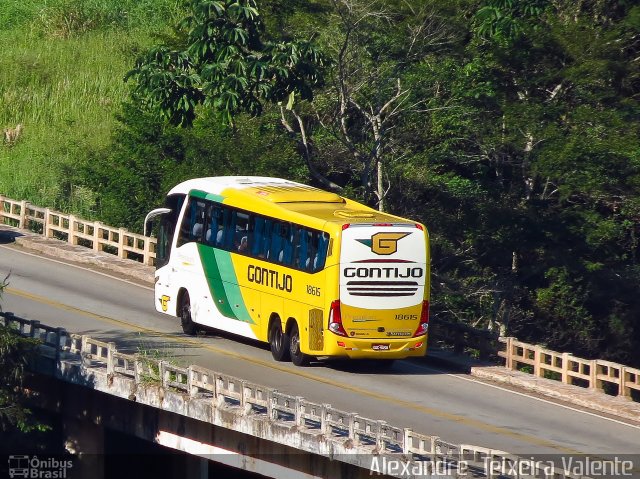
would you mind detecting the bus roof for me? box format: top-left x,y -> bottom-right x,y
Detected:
167,176 -> 417,227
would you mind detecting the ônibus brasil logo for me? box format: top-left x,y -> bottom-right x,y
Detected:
356,232 -> 410,255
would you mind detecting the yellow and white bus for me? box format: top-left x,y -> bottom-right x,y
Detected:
144,176 -> 430,366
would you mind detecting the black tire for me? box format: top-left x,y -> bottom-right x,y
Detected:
289,322 -> 310,367
180,292 -> 198,336
269,319 -> 291,362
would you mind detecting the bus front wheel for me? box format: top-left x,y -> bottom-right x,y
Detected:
269,319 -> 291,362
289,322 -> 310,367
180,292 -> 198,336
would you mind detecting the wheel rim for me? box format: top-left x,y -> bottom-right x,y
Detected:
290,326 -> 300,356
272,325 -> 282,351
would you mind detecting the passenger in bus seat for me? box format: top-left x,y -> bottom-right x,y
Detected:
192,223 -> 203,240
237,235 -> 248,252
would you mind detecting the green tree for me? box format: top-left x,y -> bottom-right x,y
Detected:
125,0 -> 329,127
0,275 -> 44,432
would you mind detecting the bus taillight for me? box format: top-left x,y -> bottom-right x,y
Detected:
413,300 -> 429,337
328,300 -> 347,337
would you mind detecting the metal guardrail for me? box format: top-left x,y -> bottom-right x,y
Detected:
0,311 -> 590,479
1,195 -> 639,402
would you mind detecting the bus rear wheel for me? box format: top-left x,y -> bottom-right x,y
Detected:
269,319 -> 290,362
289,322 -> 310,367
180,292 -> 198,336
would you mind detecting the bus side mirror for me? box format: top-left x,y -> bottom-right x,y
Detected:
144,208 -> 172,236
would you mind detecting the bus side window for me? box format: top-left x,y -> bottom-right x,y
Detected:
261,218 -> 273,258
314,233 -> 329,271
252,216 -> 264,256
269,222 -> 283,261
281,224 -> 294,265
234,212 -> 250,252
222,208 -> 236,250
177,198 -> 204,247
192,201 -> 207,242
297,228 -> 309,270
205,204 -> 222,246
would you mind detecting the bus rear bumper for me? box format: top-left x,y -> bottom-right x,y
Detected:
321,334 -> 428,359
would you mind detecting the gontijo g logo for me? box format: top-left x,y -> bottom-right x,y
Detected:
357,232 -> 410,255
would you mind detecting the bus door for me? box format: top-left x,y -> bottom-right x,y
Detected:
166,197 -> 208,318
338,224 -> 427,340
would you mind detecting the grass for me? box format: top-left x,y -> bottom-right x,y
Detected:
0,0 -> 183,215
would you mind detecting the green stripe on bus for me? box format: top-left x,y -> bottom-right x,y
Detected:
190,189 -> 224,203
197,244 -> 254,324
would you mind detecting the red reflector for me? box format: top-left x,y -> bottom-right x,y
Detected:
415,223 -> 424,230
337,341 -> 345,347
413,300 -> 430,337
328,300 -> 348,337
414,342 -> 423,349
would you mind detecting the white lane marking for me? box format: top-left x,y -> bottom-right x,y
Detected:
0,243 -> 154,291
404,360 -> 640,430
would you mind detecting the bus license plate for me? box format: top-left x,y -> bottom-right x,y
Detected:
372,344 -> 390,351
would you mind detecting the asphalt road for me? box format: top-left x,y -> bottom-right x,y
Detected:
1,241 -> 639,460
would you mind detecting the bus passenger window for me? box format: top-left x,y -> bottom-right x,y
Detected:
235,212 -> 250,253
281,224 -> 294,265
261,218 -> 273,258
205,205 -> 223,247
313,233 -> 329,271
177,198 -> 206,247
221,208 -> 235,250
252,217 -> 264,256
269,222 -> 283,261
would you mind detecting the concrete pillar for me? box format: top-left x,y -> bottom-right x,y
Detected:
63,417 -> 105,479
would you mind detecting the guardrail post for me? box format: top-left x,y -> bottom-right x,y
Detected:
107,342 -> 116,375
504,337 -> 514,370
55,327 -> 66,363
80,335 -> 90,367
44,208 -> 52,238
561,352 -> 571,385
19,200 -> 28,229
68,214 -> 77,245
30,320 -> 41,339
619,367 -> 629,398
0,195 -> 5,223
320,403 -> 330,436
294,396 -> 303,427
118,228 -> 126,259
402,428 -> 411,454
93,221 -> 102,252
134,356 -> 142,385
590,359 -> 599,391
143,237 -> 154,267
533,345 -> 542,377
159,360 -> 167,388
430,436 -> 439,456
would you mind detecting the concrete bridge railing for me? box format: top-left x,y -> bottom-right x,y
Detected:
1,311 -> 588,479
2,195 -> 639,403
0,196 -> 156,265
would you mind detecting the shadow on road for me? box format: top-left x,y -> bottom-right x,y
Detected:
0,228 -> 24,244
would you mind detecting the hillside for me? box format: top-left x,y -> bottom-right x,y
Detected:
0,0 -> 182,214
